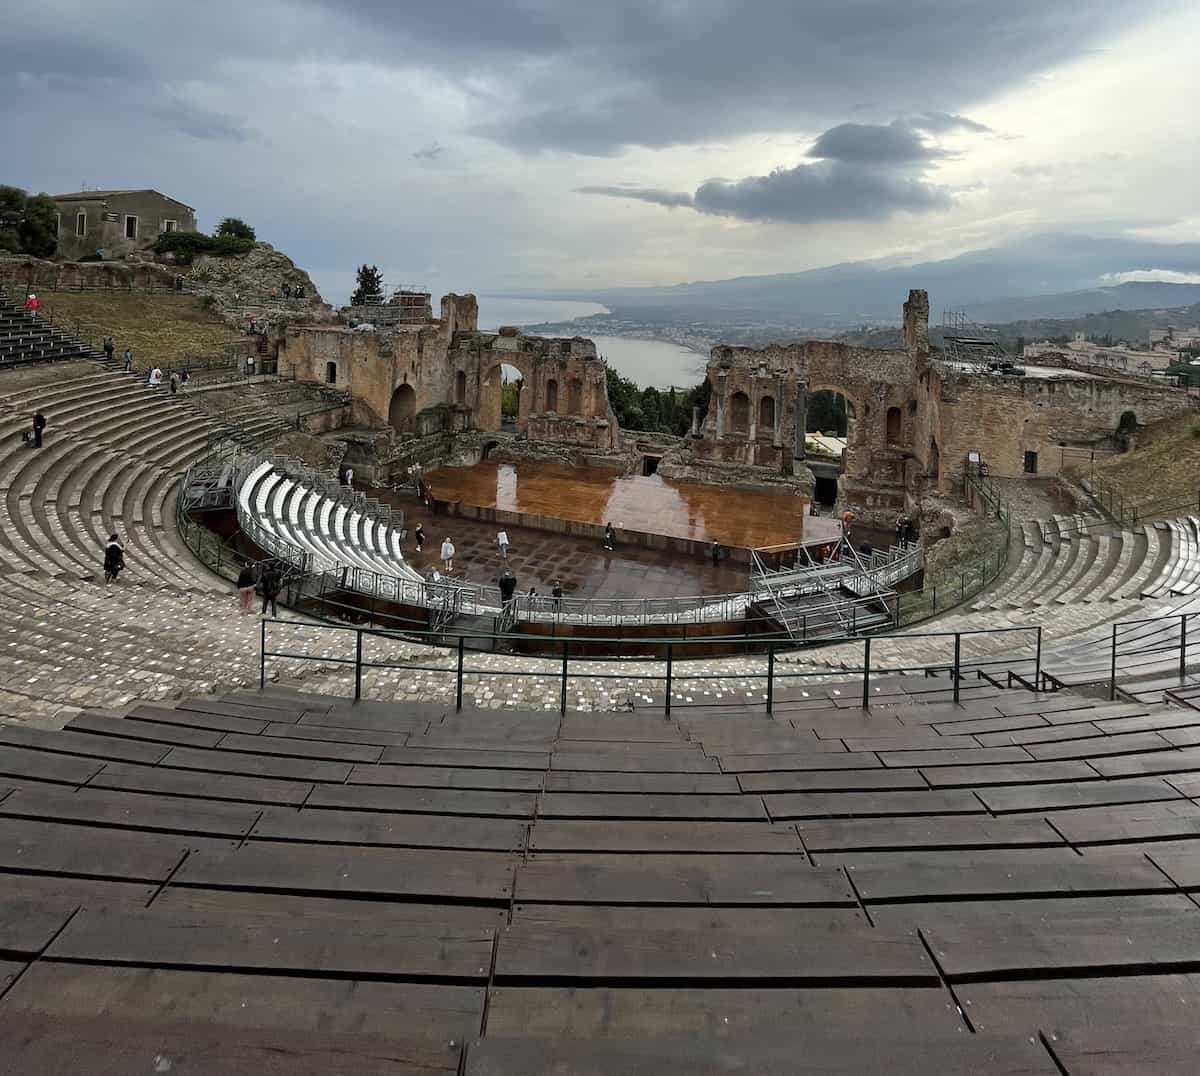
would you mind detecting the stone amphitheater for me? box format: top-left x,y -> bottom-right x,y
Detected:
6,286 -> 1200,1072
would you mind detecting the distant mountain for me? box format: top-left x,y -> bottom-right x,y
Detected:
515,234 -> 1200,329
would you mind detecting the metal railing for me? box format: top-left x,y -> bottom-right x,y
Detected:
260,619 -> 1043,714
1102,610 -> 1200,700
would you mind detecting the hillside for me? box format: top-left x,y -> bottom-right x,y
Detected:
38,292 -> 240,366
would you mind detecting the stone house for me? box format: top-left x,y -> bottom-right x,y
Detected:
51,190 -> 196,260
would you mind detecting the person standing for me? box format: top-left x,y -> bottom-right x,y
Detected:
103,337 -> 115,362
552,579 -> 563,614
236,562 -> 257,615
122,347 -> 132,372
344,465 -> 354,487
169,371 -> 179,396
441,537 -> 455,573
260,561 -> 282,618
497,529 -> 510,560
711,539 -> 720,566
499,568 -> 517,613
895,515 -> 905,547
103,533 -> 125,584
603,522 -> 615,550
31,411 -> 46,448
414,523 -> 425,553
23,293 -> 38,313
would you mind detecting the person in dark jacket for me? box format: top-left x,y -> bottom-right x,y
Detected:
498,568 -> 517,613
103,337 -> 115,362
31,412 -> 46,448
260,562 -> 282,617
414,523 -> 425,553
236,563 -> 257,615
103,534 -> 125,584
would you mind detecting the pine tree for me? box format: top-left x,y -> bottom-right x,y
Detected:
350,264 -> 384,306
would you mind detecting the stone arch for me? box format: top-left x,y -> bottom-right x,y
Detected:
567,378 -> 582,414
389,383 -> 416,434
758,394 -> 775,430
885,406 -> 902,444
730,391 -> 750,434
455,369 -> 467,406
545,378 -> 558,412
480,360 -> 533,433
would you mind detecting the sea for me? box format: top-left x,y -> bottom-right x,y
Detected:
477,296 -> 706,390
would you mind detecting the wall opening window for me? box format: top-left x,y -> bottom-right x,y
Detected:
54,213 -> 61,237
163,219 -> 178,233
455,369 -> 467,406
124,215 -> 138,240
886,406 -> 903,444
1024,450 -> 1039,474
729,391 -> 750,434
75,212 -> 87,237
545,378 -> 558,412
758,395 -> 775,430
325,361 -> 337,384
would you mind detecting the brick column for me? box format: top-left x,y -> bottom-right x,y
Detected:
793,382 -> 807,461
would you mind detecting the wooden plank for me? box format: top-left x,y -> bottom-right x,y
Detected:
0,784 -> 261,839
178,697 -> 303,723
379,746 -> 549,770
252,806 -> 527,852
1049,801 -> 1200,845
922,910 -> 1200,980
1,963 -> 485,1042
309,783 -> 537,818
0,897 -> 78,955
89,761 -> 312,807
46,903 -> 497,980
509,905 -> 868,932
543,771 -> 738,794
764,789 -> 984,820
846,850 -> 1172,902
931,713 -> 1050,736
67,712 -> 223,749
153,886 -> 508,930
0,725 -> 167,765
227,688 -> 336,712
350,763 -> 543,792
877,746 -> 1033,768
919,760 -> 1095,788
549,750 -> 720,774
797,817 -> 1064,852
716,752 -> 882,774
0,959 -> 22,995
1091,744 -> 1200,778
0,871 -> 154,907
157,745 -> 353,783
975,724 -> 1105,747
0,744 -> 102,786
528,820 -> 803,854
557,720 -> 688,742
493,922 -> 934,984
537,793 -> 765,821
841,735 -> 980,752
977,777 -> 1181,813
993,696 -> 1098,717
1094,711 -> 1200,735
175,842 -> 516,902
870,894 -> 1196,932
483,984 -> 959,1038
1026,730 -> 1171,761
0,1014 -> 461,1076
263,721 -> 411,748
1146,846 -> 1200,888
463,1033 -> 1055,1075
738,769 -> 927,793
128,703 -> 269,736
0,817 -> 197,882
514,853 -> 850,905
213,731 -> 384,764
298,708 -> 441,732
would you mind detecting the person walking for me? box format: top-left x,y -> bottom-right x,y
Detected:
180,368 -> 190,388
895,515 -> 906,547
552,579 -> 563,614
260,561 -> 282,618
496,529 -> 510,560
103,533 -> 125,584
603,522 -> 615,550
169,371 -> 179,396
148,367 -> 162,388
440,537 -> 455,573
711,539 -> 721,566
414,523 -> 425,553
23,293 -> 38,313
122,347 -> 132,372
31,411 -> 46,448
103,337 -> 115,362
236,562 -> 257,615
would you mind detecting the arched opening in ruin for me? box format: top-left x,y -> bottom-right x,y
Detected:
729,391 -> 750,434
929,436 -> 941,481
389,383 -> 416,434
807,390 -> 850,438
886,406 -> 903,445
567,378 -> 582,415
545,378 -> 558,412
481,439 -> 499,460
455,370 -> 467,407
500,364 -> 523,427
325,361 -> 337,385
758,395 -> 776,432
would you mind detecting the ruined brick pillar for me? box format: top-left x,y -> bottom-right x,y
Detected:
691,406 -> 700,435
903,289 -> 930,353
715,372 -> 727,438
793,382 -> 807,461
773,375 -> 784,448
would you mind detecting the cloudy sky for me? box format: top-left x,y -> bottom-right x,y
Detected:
5,1 -> 1198,301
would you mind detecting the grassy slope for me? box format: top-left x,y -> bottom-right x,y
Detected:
37,293 -> 239,367
1075,411 -> 1200,519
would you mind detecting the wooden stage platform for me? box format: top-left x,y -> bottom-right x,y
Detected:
3,679 -> 1200,1071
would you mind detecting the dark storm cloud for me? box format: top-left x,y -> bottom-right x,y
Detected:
807,122 -> 941,164
154,99 -> 248,143
575,186 -> 695,208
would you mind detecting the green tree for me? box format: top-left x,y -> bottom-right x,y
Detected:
215,217 -> 256,242
350,264 -> 384,306
19,193 -> 59,257
501,378 -> 522,420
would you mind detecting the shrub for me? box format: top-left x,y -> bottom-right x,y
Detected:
215,217 -> 256,242
153,230 -> 254,264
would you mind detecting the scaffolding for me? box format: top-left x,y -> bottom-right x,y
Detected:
939,309 -> 1010,365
